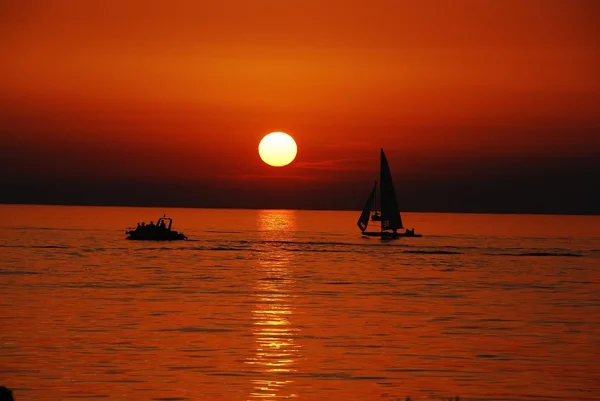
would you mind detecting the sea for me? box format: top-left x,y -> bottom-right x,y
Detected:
1,204 -> 599,401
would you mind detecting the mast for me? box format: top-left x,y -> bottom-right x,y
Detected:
379,148 -> 404,231
371,180 -> 377,215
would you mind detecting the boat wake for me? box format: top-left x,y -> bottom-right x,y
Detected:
503,251 -> 583,257
403,250 -> 463,255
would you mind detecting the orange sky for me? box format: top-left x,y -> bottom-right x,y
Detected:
1,0 -> 599,213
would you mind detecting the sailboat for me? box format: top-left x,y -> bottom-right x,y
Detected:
357,148 -> 421,238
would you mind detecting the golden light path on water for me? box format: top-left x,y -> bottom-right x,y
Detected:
246,210 -> 301,400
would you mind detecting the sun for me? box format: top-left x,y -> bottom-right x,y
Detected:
258,132 -> 297,167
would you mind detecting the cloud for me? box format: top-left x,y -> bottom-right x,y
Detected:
291,157 -> 371,172
216,173 -> 319,182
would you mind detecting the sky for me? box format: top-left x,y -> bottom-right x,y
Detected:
1,0 -> 599,214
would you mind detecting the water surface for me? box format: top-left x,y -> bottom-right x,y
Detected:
1,205 -> 599,400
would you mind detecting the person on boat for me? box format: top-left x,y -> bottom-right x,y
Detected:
160,220 -> 167,230
148,221 -> 155,229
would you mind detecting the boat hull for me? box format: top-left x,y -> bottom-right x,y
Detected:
126,230 -> 187,241
361,231 -> 422,238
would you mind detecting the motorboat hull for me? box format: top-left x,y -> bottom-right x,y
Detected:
126,230 -> 187,241
361,231 -> 422,238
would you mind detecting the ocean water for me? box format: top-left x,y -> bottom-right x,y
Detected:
1,205 -> 599,401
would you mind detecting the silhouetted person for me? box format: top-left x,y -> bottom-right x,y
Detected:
0,386 -> 14,401
148,221 -> 155,228
160,220 -> 166,230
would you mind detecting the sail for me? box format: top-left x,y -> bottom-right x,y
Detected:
379,148 -> 404,231
357,182 -> 376,232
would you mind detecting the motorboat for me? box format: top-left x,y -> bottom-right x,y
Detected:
126,215 -> 187,241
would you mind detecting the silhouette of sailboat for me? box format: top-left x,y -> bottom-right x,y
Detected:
357,149 -> 421,238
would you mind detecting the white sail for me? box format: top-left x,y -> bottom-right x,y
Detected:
357,182 -> 376,232
379,148 -> 404,231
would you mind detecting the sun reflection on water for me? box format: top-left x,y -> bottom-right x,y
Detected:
246,210 -> 301,400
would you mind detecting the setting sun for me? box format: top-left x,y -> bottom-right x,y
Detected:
258,132 -> 298,167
